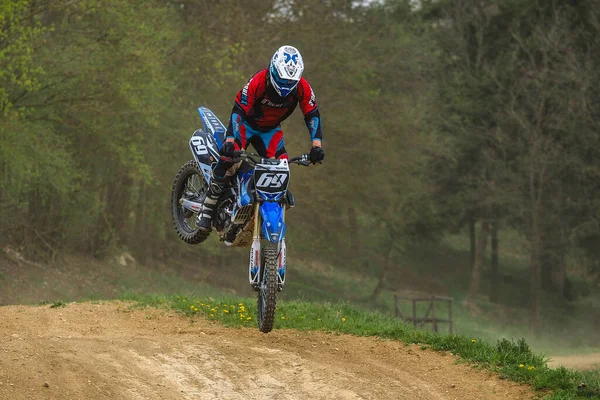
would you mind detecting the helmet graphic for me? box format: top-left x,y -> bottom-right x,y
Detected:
269,45 -> 304,97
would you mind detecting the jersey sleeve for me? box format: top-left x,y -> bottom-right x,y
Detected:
226,69 -> 267,139
298,78 -> 322,142
235,69 -> 266,116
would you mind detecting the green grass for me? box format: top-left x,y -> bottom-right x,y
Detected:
49,300 -> 66,308
124,293 -> 600,400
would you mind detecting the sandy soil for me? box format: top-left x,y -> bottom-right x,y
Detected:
0,302 -> 535,400
548,353 -> 600,371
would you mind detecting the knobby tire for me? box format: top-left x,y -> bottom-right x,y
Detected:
257,242 -> 278,333
171,160 -> 211,244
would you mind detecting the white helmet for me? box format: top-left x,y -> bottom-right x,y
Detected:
269,45 -> 304,97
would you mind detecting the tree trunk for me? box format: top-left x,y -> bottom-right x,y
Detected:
555,257 -> 566,297
469,217 -> 476,268
489,220 -> 499,303
467,221 -> 489,302
370,237 -> 394,300
540,234 -> 567,298
529,238 -> 542,338
106,175 -> 132,242
347,206 -> 361,256
528,168 -> 543,338
134,182 -> 148,263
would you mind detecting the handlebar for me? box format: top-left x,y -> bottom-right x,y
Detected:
289,154 -> 311,166
239,151 -> 312,167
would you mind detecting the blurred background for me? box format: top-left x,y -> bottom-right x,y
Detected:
1,0 -> 600,360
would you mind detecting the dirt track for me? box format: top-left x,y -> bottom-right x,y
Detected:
0,302 -> 534,400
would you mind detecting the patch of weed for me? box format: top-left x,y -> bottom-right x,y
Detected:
50,300 -> 66,308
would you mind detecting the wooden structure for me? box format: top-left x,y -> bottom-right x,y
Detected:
394,295 -> 453,334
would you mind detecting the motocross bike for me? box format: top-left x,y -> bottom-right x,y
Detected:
170,106 -> 311,333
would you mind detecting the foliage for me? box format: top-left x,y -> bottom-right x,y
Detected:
421,0 -> 600,333
0,0 -> 46,116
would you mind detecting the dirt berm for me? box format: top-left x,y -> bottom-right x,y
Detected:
0,302 -> 534,399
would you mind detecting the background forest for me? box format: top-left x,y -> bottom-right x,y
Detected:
2,0 -> 600,348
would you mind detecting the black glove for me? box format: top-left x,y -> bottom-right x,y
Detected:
220,141 -> 235,158
219,141 -> 241,164
309,146 -> 324,164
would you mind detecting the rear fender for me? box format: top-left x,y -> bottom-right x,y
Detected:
197,106 -> 226,148
189,130 -> 219,183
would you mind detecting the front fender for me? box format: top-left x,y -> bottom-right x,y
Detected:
260,202 -> 286,243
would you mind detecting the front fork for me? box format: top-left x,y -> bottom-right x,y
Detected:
249,204 -> 261,290
248,203 -> 286,291
277,239 -> 286,291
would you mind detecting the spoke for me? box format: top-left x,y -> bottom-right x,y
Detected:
188,174 -> 204,196
179,172 -> 203,232
186,176 -> 195,194
183,212 -> 197,231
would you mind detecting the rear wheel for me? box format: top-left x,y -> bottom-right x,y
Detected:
171,160 -> 211,244
257,242 -> 278,333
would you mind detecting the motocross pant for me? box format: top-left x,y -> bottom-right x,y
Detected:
214,121 -> 288,180
231,121 -> 288,160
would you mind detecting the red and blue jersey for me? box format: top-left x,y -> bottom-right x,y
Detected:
226,68 -> 322,142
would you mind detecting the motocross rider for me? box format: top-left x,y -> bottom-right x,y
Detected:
197,45 -> 324,232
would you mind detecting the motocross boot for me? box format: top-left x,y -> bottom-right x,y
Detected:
197,153 -> 239,232
197,175 -> 226,232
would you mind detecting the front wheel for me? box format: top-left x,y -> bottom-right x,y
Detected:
171,160 -> 211,244
257,242 -> 278,333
